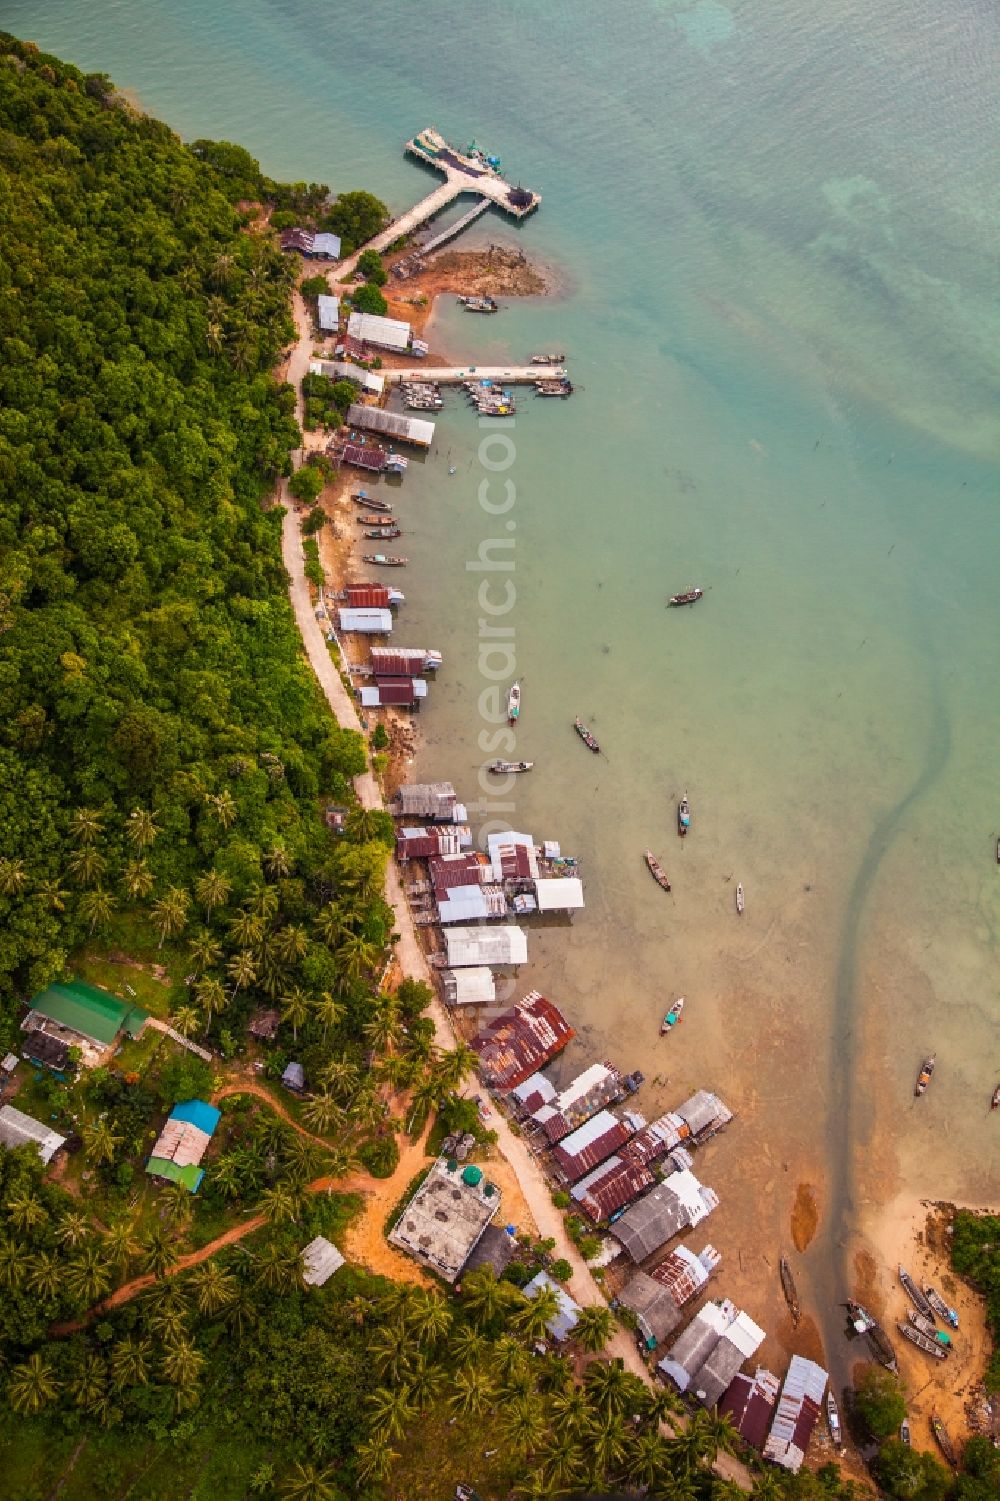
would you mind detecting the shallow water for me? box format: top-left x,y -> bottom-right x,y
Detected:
14,0 -> 1000,1373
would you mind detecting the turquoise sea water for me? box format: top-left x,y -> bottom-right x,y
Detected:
12,0 -> 1000,1370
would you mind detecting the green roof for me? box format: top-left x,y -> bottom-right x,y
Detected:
28,979 -> 149,1046
146,1157 -> 204,1193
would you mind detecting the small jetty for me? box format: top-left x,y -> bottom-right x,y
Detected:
780,1256 -> 801,1326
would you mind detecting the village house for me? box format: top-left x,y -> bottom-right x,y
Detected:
346,310 -> 412,353
22,978 -> 149,1066
523,1270 -> 581,1342
310,357 -> 385,396
658,1298 -> 765,1405
146,1099 -> 221,1194
470,991 -> 573,1087
392,782 -> 464,823
551,1109 -> 639,1186
444,925 -> 528,970
531,1062 -> 625,1144
612,1169 -> 720,1262
395,826 -> 472,862
720,1367 -> 782,1452
0,1104 -> 66,1166
279,227 -> 342,259
762,1355 -> 828,1472
346,403 -> 435,450
316,293 -> 340,332
389,1158 -> 500,1283
572,1155 -> 654,1225
439,967 -> 496,1006
509,1071 -> 557,1116
675,1089 -> 733,1144
301,1235 -> 346,1287
617,1244 -> 722,1349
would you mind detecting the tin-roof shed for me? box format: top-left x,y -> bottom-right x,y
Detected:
618,1270 -> 684,1347
440,967 -> 496,1006
470,991 -> 573,1087
675,1090 -> 733,1142
0,1105 -> 66,1165
552,1110 -> 634,1184
534,877 -> 585,911
346,311 -> 411,351
317,294 -> 340,331
612,1171 -> 718,1262
338,607 -> 393,634
445,925 -> 528,969
720,1368 -> 781,1452
524,1271 -> 581,1342
763,1355 -> 827,1472
573,1155 -> 654,1224
659,1300 -> 736,1392
347,403 -> 435,448
692,1310 -> 766,1406
510,1071 -> 557,1115
301,1235 -> 346,1286
533,1062 -> 625,1143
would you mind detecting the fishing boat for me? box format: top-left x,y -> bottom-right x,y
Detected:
363,526 -> 401,539
992,1083 -> 1000,1110
736,883 -> 745,915
660,997 -> 685,1033
535,378 -> 573,397
931,1416 -> 957,1466
668,587 -> 704,607
915,1054 -> 935,1096
457,295 -> 498,313
906,1310 -> 952,1347
574,718 -> 600,753
351,493 -> 393,512
996,836 -> 1000,865
531,353 -> 566,364
362,554 -> 408,566
900,1420 -> 911,1447
645,851 -> 672,893
899,1266 -> 936,1321
826,1391 -> 842,1448
677,794 -> 691,837
847,1304 -> 898,1372
486,760 -> 533,775
356,515 -> 397,527
897,1321 -> 948,1360
507,681 -> 521,726
923,1285 -> 959,1329
780,1257 -> 801,1326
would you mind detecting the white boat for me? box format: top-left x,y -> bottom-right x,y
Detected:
660,996 -> 685,1034
735,883 -> 745,915
507,681 -> 521,725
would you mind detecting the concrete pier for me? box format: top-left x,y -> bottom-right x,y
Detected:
385,365 -> 565,386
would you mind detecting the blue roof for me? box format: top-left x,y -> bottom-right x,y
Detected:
170,1099 -> 221,1136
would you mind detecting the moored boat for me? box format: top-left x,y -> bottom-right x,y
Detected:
899,1266 -> 935,1321
660,997 -> 685,1033
736,883 -> 745,915
826,1391 -> 842,1447
531,353 -> 566,364
458,295 -> 498,313
363,526 -> 402,539
677,794 -> 691,837
906,1309 -> 951,1347
574,718 -> 600,753
486,760 -> 533,775
645,850 -> 671,893
923,1285 -> 959,1329
668,587 -> 704,607
780,1256 -> 801,1326
507,681 -> 521,726
623,1070 -> 644,1093
357,515 -> 397,527
847,1304 -> 897,1372
897,1321 -> 948,1360
362,554 -> 408,566
351,493 -> 393,512
931,1415 -> 956,1466
915,1055 -> 935,1096
992,1083 -> 1000,1111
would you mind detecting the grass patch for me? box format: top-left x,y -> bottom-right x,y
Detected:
0,1409 -> 78,1501
384,1164 -> 432,1235
389,1402 -> 522,1501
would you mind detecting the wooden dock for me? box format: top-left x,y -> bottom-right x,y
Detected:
385,366 -> 565,387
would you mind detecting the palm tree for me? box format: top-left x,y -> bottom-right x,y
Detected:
300,1092 -> 343,1135
26,1251 -> 61,1301
225,1288 -> 259,1341
161,1182 -> 194,1229
264,845 -> 291,879
64,1245 -> 111,1305
79,886 -> 116,935
449,1363 -> 496,1418
280,1461 -> 340,1501
280,986 -> 311,1042
354,1439 -> 398,1488
667,1417 -> 716,1474
449,1326 -> 488,1370
205,788 -> 238,828
586,1412 -> 629,1484
141,1227 -> 177,1280
460,1264 -> 510,1326
363,999 -> 402,1055
313,990 -> 344,1041
0,1234 -> 23,1289
4,1189 -> 47,1233
273,922 -> 308,964
404,1074 -> 441,1136
406,1354 -> 445,1411
339,931 -> 380,984
315,902 -> 358,948
501,1394 -> 547,1457
750,1470 -> 783,1501
195,867 -> 231,921
161,1338 -> 205,1387
206,321 -> 225,354
573,1303 -> 614,1354
211,251 -> 236,289
538,1431 -> 586,1492
102,1216 -> 140,1270
549,1385 -> 591,1435
366,1325 -> 413,1385
126,807 -> 160,848
430,1041 -> 477,1094
226,949 -> 257,997
82,1117 -> 122,1167
696,1408 -> 739,1461
122,858 -> 154,901
0,857 -> 27,895
625,1430 -> 671,1489
7,1352 -> 59,1414
252,1243 -> 300,1293
195,975 -> 228,1033
282,1134 -> 322,1183
111,1336 -> 152,1392
67,1352 -> 107,1411
70,806 -> 104,845
348,1088 -> 385,1134
248,883 -> 280,923
640,1384 -> 684,1431
258,1182 -> 301,1224
151,885 -> 190,948
514,1284 -> 561,1344
171,1005 -> 201,1039
188,929 -> 222,974
366,1383 -> 416,1441
318,1058 -> 358,1100
54,1209 -> 91,1249
68,845 -> 106,887
38,878 -> 68,911
584,1356 -> 631,1418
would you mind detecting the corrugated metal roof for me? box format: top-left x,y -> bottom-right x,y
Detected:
346,584 -> 391,609
0,1105 -> 66,1164
440,967 -> 496,1006
618,1270 -> 684,1345
470,991 -> 573,1087
553,1110 -> 633,1183
524,1271 -> 581,1342
763,1355 -> 827,1472
574,1156 -> 654,1223
429,852 -> 489,892
438,884 -> 502,924
659,1301 -> 736,1392
675,1090 -> 733,1141
27,979 -> 148,1045
534,877 -> 585,911
511,1071 -> 557,1112
301,1235 -> 345,1286
445,926 -> 529,969
338,607 -> 393,632
347,403 -> 435,447
347,311 -> 411,350
534,1064 -> 625,1143
719,1368 -> 781,1452
317,294 -> 340,330
312,232 -> 341,258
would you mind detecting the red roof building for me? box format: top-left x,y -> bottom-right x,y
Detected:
719,1368 -> 781,1452
552,1110 -> 635,1185
346,583 -> 391,609
574,1156 -> 654,1223
372,648 -> 433,678
470,992 -> 574,1089
429,852 -> 489,896
396,826 -> 468,861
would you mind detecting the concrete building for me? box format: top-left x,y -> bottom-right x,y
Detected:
763,1355 -> 828,1472
0,1104 -> 66,1165
389,1157 -> 500,1282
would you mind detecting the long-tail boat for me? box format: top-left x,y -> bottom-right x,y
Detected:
645,850 -> 671,892
897,1321 -> 948,1360
677,794 -> 691,837
574,718 -> 600,753
362,526 -> 402,539
915,1055 -> 935,1096
357,515 -> 398,528
847,1303 -> 898,1372
660,997 -> 685,1034
906,1310 -> 952,1347
507,681 -> 521,726
930,1415 -> 957,1466
736,883 -> 745,915
362,554 -> 408,566
352,493 -> 393,512
827,1391 -> 842,1448
668,587 -> 704,607
531,353 -> 566,364
486,760 -> 533,775
780,1256 -> 801,1326
899,1266 -> 935,1320
923,1285 -> 959,1328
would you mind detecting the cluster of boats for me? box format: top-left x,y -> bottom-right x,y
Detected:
845,1265 -> 959,1382
400,381 -> 443,411
914,1050 -> 1000,1109
643,793 -> 744,914
463,379 -> 516,417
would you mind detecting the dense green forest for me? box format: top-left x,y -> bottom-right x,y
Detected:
952,1211 -> 1000,1390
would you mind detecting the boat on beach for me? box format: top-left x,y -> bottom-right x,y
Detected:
899,1266 -> 936,1321
923,1285 -> 959,1328
677,794 -> 691,837
574,718 -> 600,753
351,493 -> 393,512
915,1054 -> 935,1096
780,1256 -> 801,1326
363,526 -> 402,539
897,1321 -> 948,1360
645,850 -> 671,892
507,681 -> 521,726
906,1309 -> 951,1347
931,1415 -> 957,1466
846,1302 -> 898,1372
362,554 -> 408,566
668,587 -> 704,607
486,760 -> 533,775
660,997 -> 685,1033
826,1391 -> 842,1448
736,883 -> 745,915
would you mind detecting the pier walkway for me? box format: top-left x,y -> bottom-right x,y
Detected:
385,364 -> 565,386
417,195 -> 492,256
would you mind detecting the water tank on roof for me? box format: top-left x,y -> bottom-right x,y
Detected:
462,1164 -> 483,1187
446,1159 -> 459,1173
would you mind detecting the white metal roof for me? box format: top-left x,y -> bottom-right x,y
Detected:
444,925 -> 528,967
549,1063 -> 615,1114
511,1071 -> 556,1107
437,885 -> 491,924
729,1310 -> 767,1357
301,1234 -> 345,1286
337,608 -> 392,633
524,1270 -> 581,1341
311,232 -> 341,258
556,1109 -> 619,1157
534,876 -> 584,911
0,1104 -> 66,1164
445,967 -> 496,1005
317,294 -> 340,330
347,310 -> 410,351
